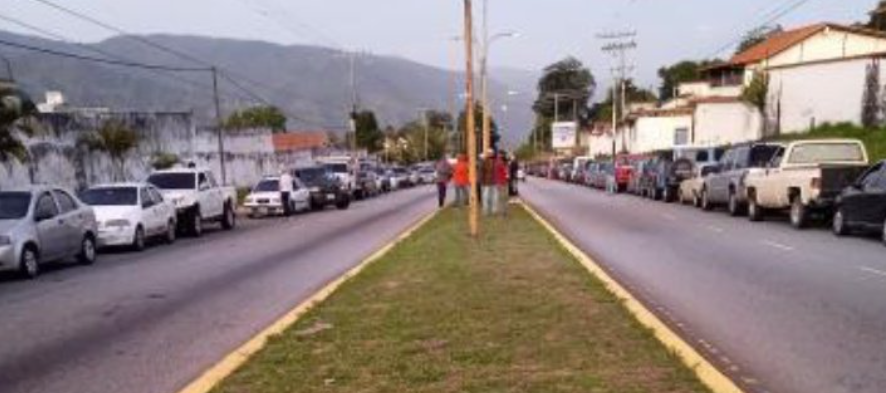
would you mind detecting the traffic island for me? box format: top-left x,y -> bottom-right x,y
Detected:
209,206 -> 712,393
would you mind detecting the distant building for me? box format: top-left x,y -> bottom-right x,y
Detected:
272,131 -> 330,153
37,91 -> 110,115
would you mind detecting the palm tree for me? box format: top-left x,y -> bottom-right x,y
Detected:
78,120 -> 140,182
0,87 -> 38,168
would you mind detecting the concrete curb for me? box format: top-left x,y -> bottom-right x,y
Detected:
175,209 -> 440,393
518,200 -> 746,393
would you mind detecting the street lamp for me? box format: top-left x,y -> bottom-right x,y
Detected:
480,17 -> 519,154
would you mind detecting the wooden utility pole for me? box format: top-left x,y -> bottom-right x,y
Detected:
211,67 -> 227,185
463,0 -> 479,237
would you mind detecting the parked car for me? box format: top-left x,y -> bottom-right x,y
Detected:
679,163 -> 720,207
614,155 -> 638,193
700,142 -> 783,215
832,160 -> 886,243
317,157 -> 357,196
591,162 -> 613,190
375,167 -> 392,193
243,176 -> 310,217
0,186 -> 98,279
147,167 -> 238,237
744,139 -> 869,228
389,166 -> 412,189
356,170 -> 381,199
81,183 -> 177,251
417,167 -> 437,185
294,166 -> 351,210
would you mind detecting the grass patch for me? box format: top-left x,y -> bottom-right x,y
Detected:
770,122 -> 886,162
211,206 -> 711,393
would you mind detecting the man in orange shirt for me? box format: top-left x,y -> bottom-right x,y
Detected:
452,154 -> 469,207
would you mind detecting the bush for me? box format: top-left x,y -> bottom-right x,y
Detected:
769,122 -> 886,162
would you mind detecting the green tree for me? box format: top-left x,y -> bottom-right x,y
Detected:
225,106 -> 287,133
862,61 -> 882,128
736,25 -> 783,55
352,110 -> 384,153
0,87 -> 38,165
151,152 -> 180,170
533,57 -> 595,122
457,103 -> 498,154
591,79 -> 657,123
78,120 -> 140,181
741,71 -> 770,135
657,60 -> 721,101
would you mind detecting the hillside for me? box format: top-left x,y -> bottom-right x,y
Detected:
0,30 -> 534,145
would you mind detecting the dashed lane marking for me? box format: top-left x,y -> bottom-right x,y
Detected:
859,266 -> 886,279
761,240 -> 795,252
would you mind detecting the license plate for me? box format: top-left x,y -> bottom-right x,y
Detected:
258,207 -> 268,215
326,194 -> 336,201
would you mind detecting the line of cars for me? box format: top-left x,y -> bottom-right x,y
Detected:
543,138 -> 886,245
0,158 -> 435,280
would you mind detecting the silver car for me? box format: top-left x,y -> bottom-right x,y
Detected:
0,186 -> 99,279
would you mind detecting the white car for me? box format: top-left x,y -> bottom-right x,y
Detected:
81,183 -> 177,251
244,176 -> 310,217
146,167 -> 237,237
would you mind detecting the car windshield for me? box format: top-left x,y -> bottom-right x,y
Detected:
749,145 -> 782,167
254,180 -> 280,192
81,187 -> 138,206
325,164 -> 348,174
147,173 -> 196,190
393,168 -> 408,175
0,192 -> 31,219
788,143 -> 866,164
296,168 -> 328,185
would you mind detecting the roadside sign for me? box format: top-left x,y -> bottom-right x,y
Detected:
551,121 -> 578,149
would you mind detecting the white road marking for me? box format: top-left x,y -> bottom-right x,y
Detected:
762,240 -> 795,252
703,225 -> 725,233
859,266 -> 886,279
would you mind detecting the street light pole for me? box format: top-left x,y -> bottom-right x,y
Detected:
463,0 -> 479,237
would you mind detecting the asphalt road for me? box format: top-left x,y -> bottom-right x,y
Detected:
0,186 -> 435,393
522,178 -> 886,393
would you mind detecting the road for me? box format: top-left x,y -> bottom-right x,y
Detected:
523,178 -> 886,393
0,186 -> 435,393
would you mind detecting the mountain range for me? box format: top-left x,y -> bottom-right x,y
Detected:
0,30 -> 537,146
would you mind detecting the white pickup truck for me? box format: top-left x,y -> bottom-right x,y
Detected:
317,156 -> 358,197
146,167 -> 238,236
744,139 -> 869,228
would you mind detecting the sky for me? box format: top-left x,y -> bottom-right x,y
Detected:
0,0 -> 878,93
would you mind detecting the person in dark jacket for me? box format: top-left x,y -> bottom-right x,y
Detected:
508,156 -> 520,197
435,158 -> 453,208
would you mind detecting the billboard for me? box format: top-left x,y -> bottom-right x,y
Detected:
551,121 -> 578,149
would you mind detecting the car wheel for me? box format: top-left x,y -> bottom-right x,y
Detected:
748,193 -> 763,222
132,226 -> 146,252
165,220 -> 177,244
221,204 -> 236,230
18,246 -> 39,279
832,209 -> 850,237
701,189 -> 713,211
78,235 -> 97,265
728,192 -> 742,217
190,209 -> 204,237
790,197 -> 808,229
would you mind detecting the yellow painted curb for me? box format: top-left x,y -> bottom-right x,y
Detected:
175,209 -> 439,393
519,201 -> 746,393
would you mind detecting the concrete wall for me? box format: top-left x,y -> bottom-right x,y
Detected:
628,115 -> 693,154
767,57 -> 876,133
0,112 -> 311,192
694,101 -> 763,146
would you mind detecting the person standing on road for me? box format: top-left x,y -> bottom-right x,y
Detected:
435,157 -> 453,208
508,155 -> 520,197
279,169 -> 294,217
494,153 -> 509,214
453,154 -> 469,207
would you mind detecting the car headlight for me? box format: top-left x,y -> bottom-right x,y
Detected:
0,235 -> 12,246
105,219 -> 132,228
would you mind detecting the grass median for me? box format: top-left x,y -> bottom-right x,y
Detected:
211,205 -> 711,393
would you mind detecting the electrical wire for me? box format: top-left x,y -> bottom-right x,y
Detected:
704,0 -> 817,59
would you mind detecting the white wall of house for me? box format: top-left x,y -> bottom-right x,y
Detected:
629,115 -> 693,153
770,28 -> 886,68
588,133 -> 615,158
693,102 -> 763,146
767,57 -> 876,133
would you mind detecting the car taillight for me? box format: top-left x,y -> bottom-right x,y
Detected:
811,177 -> 821,190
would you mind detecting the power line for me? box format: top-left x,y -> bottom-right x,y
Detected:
704,0 -> 817,59
26,0 -> 336,128
0,38 -> 209,72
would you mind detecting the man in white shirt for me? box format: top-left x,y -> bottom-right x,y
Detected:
279,168 -> 294,217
